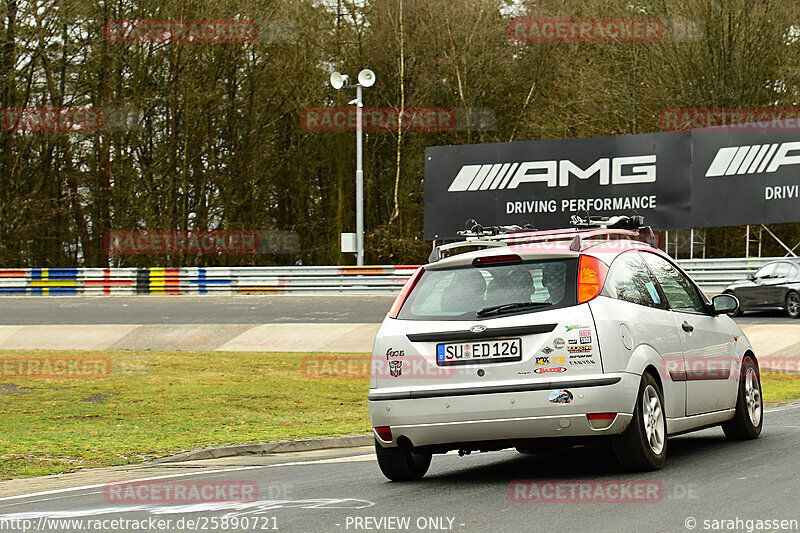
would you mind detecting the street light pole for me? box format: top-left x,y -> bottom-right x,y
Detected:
355,84 -> 364,266
330,68 -> 374,266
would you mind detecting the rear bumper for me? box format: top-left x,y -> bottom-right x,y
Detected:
368,372 -> 640,448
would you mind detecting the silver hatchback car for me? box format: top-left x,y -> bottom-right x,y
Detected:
369,216 -> 762,480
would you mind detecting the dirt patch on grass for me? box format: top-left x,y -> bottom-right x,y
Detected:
0,383 -> 33,395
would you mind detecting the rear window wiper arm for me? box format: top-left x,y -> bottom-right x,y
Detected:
476,301 -> 552,317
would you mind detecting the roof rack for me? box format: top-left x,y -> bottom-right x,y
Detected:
569,214 -> 645,230
455,218 -> 536,238
429,215 -> 658,262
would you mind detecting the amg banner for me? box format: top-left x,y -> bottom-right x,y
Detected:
424,130 -> 800,238
691,132 -> 800,228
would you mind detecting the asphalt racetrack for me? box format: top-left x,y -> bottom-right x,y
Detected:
0,295 -> 796,325
1,295 -> 798,533
0,403 -> 798,533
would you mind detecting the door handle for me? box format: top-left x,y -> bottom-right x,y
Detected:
682,321 -> 694,333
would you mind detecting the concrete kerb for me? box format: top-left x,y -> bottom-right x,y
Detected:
152,433 -> 373,463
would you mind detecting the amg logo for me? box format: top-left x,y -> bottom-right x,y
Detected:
705,141 -> 800,177
447,156 -> 656,192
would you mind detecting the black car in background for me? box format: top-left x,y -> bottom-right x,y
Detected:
724,259 -> 800,318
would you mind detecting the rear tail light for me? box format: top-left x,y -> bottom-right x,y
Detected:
587,413 -> 616,429
587,413 -> 616,420
388,267 -> 424,318
374,426 -> 393,441
577,255 -> 608,303
472,254 -> 522,266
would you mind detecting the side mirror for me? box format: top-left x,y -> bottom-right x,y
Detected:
747,273 -> 755,281
712,294 -> 739,316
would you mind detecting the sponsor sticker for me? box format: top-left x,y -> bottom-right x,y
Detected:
534,367 -> 567,374
567,345 -> 592,354
388,360 -> 402,377
548,390 -> 573,404
553,338 -> 565,349
541,346 -> 554,355
535,357 -> 550,365
552,356 -> 566,365
569,359 -> 596,366
579,330 -> 592,344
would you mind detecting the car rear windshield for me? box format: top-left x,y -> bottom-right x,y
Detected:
397,258 -> 578,321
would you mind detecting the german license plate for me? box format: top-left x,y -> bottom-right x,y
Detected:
436,338 -> 522,366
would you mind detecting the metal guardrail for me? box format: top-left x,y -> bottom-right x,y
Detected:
0,258 -> 779,296
677,257 -> 775,292
0,266 -> 420,296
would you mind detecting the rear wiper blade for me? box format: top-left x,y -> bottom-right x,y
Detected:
476,301 -> 552,317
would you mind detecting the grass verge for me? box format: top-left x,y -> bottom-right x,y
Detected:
761,370 -> 800,402
0,350 -> 370,480
1,350 -> 798,480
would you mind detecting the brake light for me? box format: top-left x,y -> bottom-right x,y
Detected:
577,254 -> 608,303
374,426 -> 393,441
388,267 -> 424,318
472,254 -> 522,265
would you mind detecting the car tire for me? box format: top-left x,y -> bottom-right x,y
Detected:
375,439 -> 431,481
722,356 -> 763,440
612,373 -> 667,471
786,291 -> 800,319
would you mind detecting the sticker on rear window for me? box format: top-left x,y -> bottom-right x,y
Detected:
645,281 -> 661,303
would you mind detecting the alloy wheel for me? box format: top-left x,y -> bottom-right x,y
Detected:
788,293 -> 800,317
642,384 -> 665,455
744,367 -> 762,427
